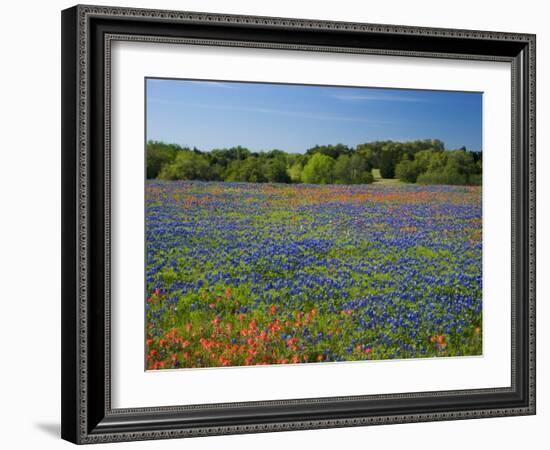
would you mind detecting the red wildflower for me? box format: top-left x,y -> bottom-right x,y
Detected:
287,337 -> 298,348
219,356 -> 231,366
166,328 -> 177,339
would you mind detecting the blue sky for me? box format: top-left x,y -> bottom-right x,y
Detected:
146,78 -> 482,153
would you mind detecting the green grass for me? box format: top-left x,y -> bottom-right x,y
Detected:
371,168 -> 403,185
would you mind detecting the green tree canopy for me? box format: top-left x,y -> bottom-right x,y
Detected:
146,140 -> 480,186
333,154 -> 374,184
146,141 -> 179,178
158,151 -> 209,181
395,158 -> 421,183
265,158 -> 291,183
301,153 -> 336,184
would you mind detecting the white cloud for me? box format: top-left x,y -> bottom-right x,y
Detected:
333,92 -> 431,103
148,98 -> 389,125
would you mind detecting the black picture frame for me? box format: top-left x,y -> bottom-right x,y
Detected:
61,4 -> 536,444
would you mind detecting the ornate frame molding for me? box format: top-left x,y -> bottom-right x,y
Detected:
62,4 -> 536,444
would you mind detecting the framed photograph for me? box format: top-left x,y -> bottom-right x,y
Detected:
61,4 -> 536,444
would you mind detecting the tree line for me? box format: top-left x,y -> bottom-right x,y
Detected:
146,139 -> 481,185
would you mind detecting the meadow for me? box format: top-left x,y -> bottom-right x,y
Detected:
145,180 -> 482,369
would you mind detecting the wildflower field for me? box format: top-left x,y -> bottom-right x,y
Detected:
145,181 -> 482,370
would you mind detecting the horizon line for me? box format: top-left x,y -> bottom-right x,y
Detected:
146,139 -> 483,153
